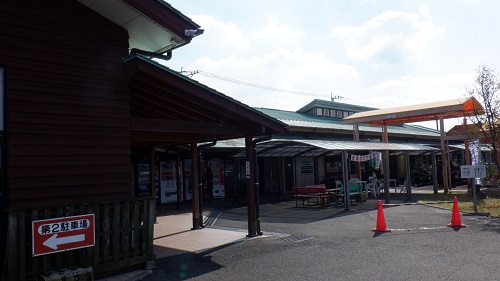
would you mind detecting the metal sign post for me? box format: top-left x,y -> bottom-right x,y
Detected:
460,165 -> 486,213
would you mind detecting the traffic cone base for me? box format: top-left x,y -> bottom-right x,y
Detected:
447,196 -> 466,228
372,200 -> 391,232
371,227 -> 392,232
447,223 -> 466,228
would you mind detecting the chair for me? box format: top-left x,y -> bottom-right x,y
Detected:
348,178 -> 360,187
376,180 -> 385,194
399,180 -> 410,193
335,180 -> 343,190
366,177 -> 379,197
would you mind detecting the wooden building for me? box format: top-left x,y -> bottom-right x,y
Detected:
0,1 -> 284,280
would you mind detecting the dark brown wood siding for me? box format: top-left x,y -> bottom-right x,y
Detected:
0,0 -> 132,209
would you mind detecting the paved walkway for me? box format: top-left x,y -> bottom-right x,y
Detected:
97,204 -> 257,281
98,184 -> 475,280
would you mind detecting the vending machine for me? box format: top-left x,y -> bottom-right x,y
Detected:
136,161 -> 151,197
183,159 -> 193,201
159,161 -> 181,203
207,158 -> 225,199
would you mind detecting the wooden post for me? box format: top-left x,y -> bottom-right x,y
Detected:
353,123 -> 360,142
464,118 -> 472,192
432,151 -> 438,194
342,150 -> 350,210
405,151 -> 411,200
439,113 -> 449,193
382,125 -> 389,143
191,142 -> 200,230
176,153 -> 182,210
383,151 -> 390,204
381,123 -> 391,203
150,147 -> 156,199
245,135 -> 257,237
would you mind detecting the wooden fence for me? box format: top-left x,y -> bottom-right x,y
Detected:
2,198 -> 156,280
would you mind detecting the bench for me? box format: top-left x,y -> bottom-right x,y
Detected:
292,185 -> 333,207
336,185 -> 362,205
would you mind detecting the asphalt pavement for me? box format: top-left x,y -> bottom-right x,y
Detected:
142,188 -> 500,281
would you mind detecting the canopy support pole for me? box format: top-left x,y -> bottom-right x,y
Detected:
439,113 -> 449,193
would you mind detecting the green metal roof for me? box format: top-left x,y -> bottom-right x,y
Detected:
256,107 -> 440,138
297,98 -> 377,113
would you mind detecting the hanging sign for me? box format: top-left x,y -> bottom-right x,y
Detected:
245,161 -> 250,178
350,152 -> 378,162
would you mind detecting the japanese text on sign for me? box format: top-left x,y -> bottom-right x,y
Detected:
37,219 -> 90,235
460,165 -> 486,179
245,161 -> 250,178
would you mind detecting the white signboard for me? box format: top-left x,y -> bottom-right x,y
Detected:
460,165 -> 486,179
245,161 -> 250,178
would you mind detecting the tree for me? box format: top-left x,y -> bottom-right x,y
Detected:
466,65 -> 500,176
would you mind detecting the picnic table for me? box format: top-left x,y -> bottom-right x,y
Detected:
292,184 -> 334,206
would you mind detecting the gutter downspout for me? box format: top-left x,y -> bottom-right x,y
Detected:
130,48 -> 173,61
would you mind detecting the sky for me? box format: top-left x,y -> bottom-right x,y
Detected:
164,0 -> 500,130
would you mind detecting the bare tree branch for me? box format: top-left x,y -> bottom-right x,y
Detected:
466,65 -> 500,175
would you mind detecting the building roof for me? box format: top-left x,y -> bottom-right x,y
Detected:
297,99 -> 377,113
124,54 -> 286,147
256,108 -> 440,139
342,97 -> 483,126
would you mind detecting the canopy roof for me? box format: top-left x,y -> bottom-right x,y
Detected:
342,97 -> 483,126
228,139 -> 438,158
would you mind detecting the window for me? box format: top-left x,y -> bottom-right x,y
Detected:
336,111 -> 343,118
330,110 -> 336,117
323,109 -> 329,116
316,108 -> 323,116
343,111 -> 349,118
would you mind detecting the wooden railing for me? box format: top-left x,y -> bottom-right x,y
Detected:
2,198 -> 156,281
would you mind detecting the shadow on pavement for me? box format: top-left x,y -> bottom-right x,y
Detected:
145,252 -> 224,281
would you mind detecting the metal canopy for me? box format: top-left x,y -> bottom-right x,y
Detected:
230,139 -> 438,157
341,97 -> 484,194
342,97 -> 483,126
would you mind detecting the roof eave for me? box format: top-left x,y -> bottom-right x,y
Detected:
77,0 -> 201,53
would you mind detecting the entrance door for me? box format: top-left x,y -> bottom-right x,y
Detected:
284,157 -> 294,192
295,157 -> 315,187
263,158 -> 280,193
236,159 -> 247,201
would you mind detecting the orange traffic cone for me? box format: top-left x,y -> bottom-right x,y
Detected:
447,196 -> 466,228
372,200 -> 391,232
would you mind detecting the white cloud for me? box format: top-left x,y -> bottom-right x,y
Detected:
254,16 -> 305,40
369,72 -> 475,107
188,47 -> 361,110
331,4 -> 443,63
188,14 -> 250,51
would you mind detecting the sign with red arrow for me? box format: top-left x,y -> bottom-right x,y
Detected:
32,214 -> 95,256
